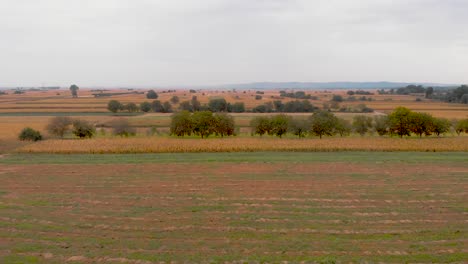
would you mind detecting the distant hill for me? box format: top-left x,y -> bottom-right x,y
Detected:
220,82 -> 457,90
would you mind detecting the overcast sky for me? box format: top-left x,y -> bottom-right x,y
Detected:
1,0 -> 467,87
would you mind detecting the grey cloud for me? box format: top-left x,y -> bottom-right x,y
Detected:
0,0 -> 466,87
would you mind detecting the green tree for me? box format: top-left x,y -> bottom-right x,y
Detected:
288,117 -> 310,138
388,107 -> 413,138
455,119 -> 468,135
151,100 -> 164,112
69,84 -> 79,98
46,116 -> 73,138
18,127 -> 42,141
352,115 -> 373,136
191,96 -> 201,111
140,102 -> 151,112
179,101 -> 193,112
192,111 -> 216,138
124,102 -> 139,113
162,101 -> 173,113
146,90 -> 158,99
213,113 -> 235,137
250,116 -> 272,136
208,98 -> 228,112
170,111 -> 194,137
335,118 -> 352,137
309,110 -> 338,139
409,112 -> 434,137
270,114 -> 290,138
72,119 -> 95,138
374,116 -> 390,136
230,102 -> 245,113
107,100 -> 123,113
432,118 -> 451,136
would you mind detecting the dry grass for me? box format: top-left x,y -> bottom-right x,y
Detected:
17,136 -> 468,153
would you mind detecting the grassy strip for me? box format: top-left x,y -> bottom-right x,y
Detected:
1,152 -> 467,164
0,112 -> 143,116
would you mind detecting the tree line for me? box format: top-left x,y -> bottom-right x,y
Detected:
249,107 -> 468,139
18,108 -> 468,141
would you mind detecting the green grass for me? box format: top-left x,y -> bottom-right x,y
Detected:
1,151 -> 467,164
0,112 -> 143,117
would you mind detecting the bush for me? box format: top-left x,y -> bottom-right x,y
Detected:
111,119 -> 136,137
18,127 -> 42,141
331,95 -> 343,102
72,120 -> 95,138
255,95 -> 262,100
46,116 -> 73,138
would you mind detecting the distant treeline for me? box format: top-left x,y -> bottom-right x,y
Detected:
107,97 -> 324,114
378,84 -> 468,104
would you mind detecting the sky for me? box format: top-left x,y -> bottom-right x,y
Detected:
1,0 -> 467,87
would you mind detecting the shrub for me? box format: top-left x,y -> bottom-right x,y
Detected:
18,127 -> 42,141
255,95 -> 262,100
331,95 -> 343,102
111,119 -> 136,137
72,120 -> 96,138
46,116 -> 73,138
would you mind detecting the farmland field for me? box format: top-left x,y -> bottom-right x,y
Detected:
0,152 -> 467,263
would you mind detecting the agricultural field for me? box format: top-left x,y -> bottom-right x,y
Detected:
1,88 -> 467,263
0,152 -> 467,263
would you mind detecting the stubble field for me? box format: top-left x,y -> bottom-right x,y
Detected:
0,152 -> 467,263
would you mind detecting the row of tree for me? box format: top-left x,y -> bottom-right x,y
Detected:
249,107 -> 468,138
170,111 -> 235,138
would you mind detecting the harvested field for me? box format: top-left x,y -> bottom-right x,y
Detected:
0,152 -> 467,263
16,136 -> 468,153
